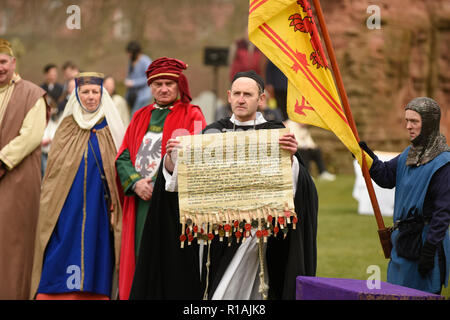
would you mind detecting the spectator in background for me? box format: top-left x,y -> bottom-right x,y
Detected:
56,78 -> 75,117
285,120 -> 336,181
40,64 -> 63,116
228,29 -> 265,83
214,102 -> 232,122
222,30 -> 266,122
40,116 -> 58,177
62,61 -> 79,91
61,61 -> 79,115
258,89 -> 283,122
125,41 -> 152,115
41,79 -> 75,177
40,64 -> 65,176
104,75 -> 130,126
265,60 -> 288,121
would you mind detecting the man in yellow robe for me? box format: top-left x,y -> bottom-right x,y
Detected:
0,38 -> 48,299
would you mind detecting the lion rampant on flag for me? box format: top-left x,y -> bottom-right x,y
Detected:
288,0 -> 329,69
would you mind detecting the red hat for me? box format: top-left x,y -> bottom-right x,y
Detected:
146,57 -> 192,103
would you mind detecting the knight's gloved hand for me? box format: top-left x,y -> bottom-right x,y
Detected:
418,241 -> 437,277
358,141 -> 376,160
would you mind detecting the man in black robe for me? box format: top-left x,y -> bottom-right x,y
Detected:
130,70 -> 318,300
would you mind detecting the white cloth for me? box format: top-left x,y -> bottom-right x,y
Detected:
284,120 -> 317,149
41,117 -> 60,154
111,94 -> 130,126
211,228 -> 268,300
229,111 -> 267,126
59,87 -> 125,151
352,151 -> 398,216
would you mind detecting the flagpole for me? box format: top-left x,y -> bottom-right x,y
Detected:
311,0 -> 392,259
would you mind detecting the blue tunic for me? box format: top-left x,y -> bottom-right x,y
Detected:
370,147 -> 450,293
37,119 -> 113,296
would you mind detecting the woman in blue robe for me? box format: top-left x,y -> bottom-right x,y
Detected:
30,73 -> 125,299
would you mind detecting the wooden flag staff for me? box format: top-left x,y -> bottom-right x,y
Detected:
312,0 -> 392,259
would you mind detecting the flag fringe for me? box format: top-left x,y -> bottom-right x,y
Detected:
179,204 -> 297,248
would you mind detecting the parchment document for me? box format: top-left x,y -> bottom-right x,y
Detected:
177,128 -> 294,227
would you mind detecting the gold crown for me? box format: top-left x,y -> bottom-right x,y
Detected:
75,72 -> 105,79
75,72 -> 105,86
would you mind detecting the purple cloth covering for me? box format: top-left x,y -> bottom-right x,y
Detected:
296,276 -> 445,300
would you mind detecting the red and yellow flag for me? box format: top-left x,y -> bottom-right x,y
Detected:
248,0 -> 371,168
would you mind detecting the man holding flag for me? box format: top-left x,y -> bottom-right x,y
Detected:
360,97 -> 450,294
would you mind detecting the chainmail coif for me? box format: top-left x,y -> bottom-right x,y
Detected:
405,97 -> 449,166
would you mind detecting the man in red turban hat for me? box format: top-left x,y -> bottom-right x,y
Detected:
145,57 -> 192,103
115,57 -> 206,299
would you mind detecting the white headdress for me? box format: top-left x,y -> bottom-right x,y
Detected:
59,72 -> 125,151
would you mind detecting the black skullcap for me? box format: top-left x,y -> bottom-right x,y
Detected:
231,70 -> 265,92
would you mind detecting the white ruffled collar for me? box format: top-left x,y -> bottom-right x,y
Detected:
229,112 -> 267,126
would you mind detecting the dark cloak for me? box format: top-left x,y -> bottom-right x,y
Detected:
130,117 -> 318,300
129,163 -> 202,299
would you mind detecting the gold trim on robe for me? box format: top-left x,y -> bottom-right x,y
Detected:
30,116 -> 123,299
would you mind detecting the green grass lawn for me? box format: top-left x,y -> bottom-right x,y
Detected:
314,174 -> 449,299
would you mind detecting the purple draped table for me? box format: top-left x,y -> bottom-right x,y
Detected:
296,276 -> 445,300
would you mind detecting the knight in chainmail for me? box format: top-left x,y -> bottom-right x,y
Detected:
404,97 -> 450,166
360,97 -> 450,295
